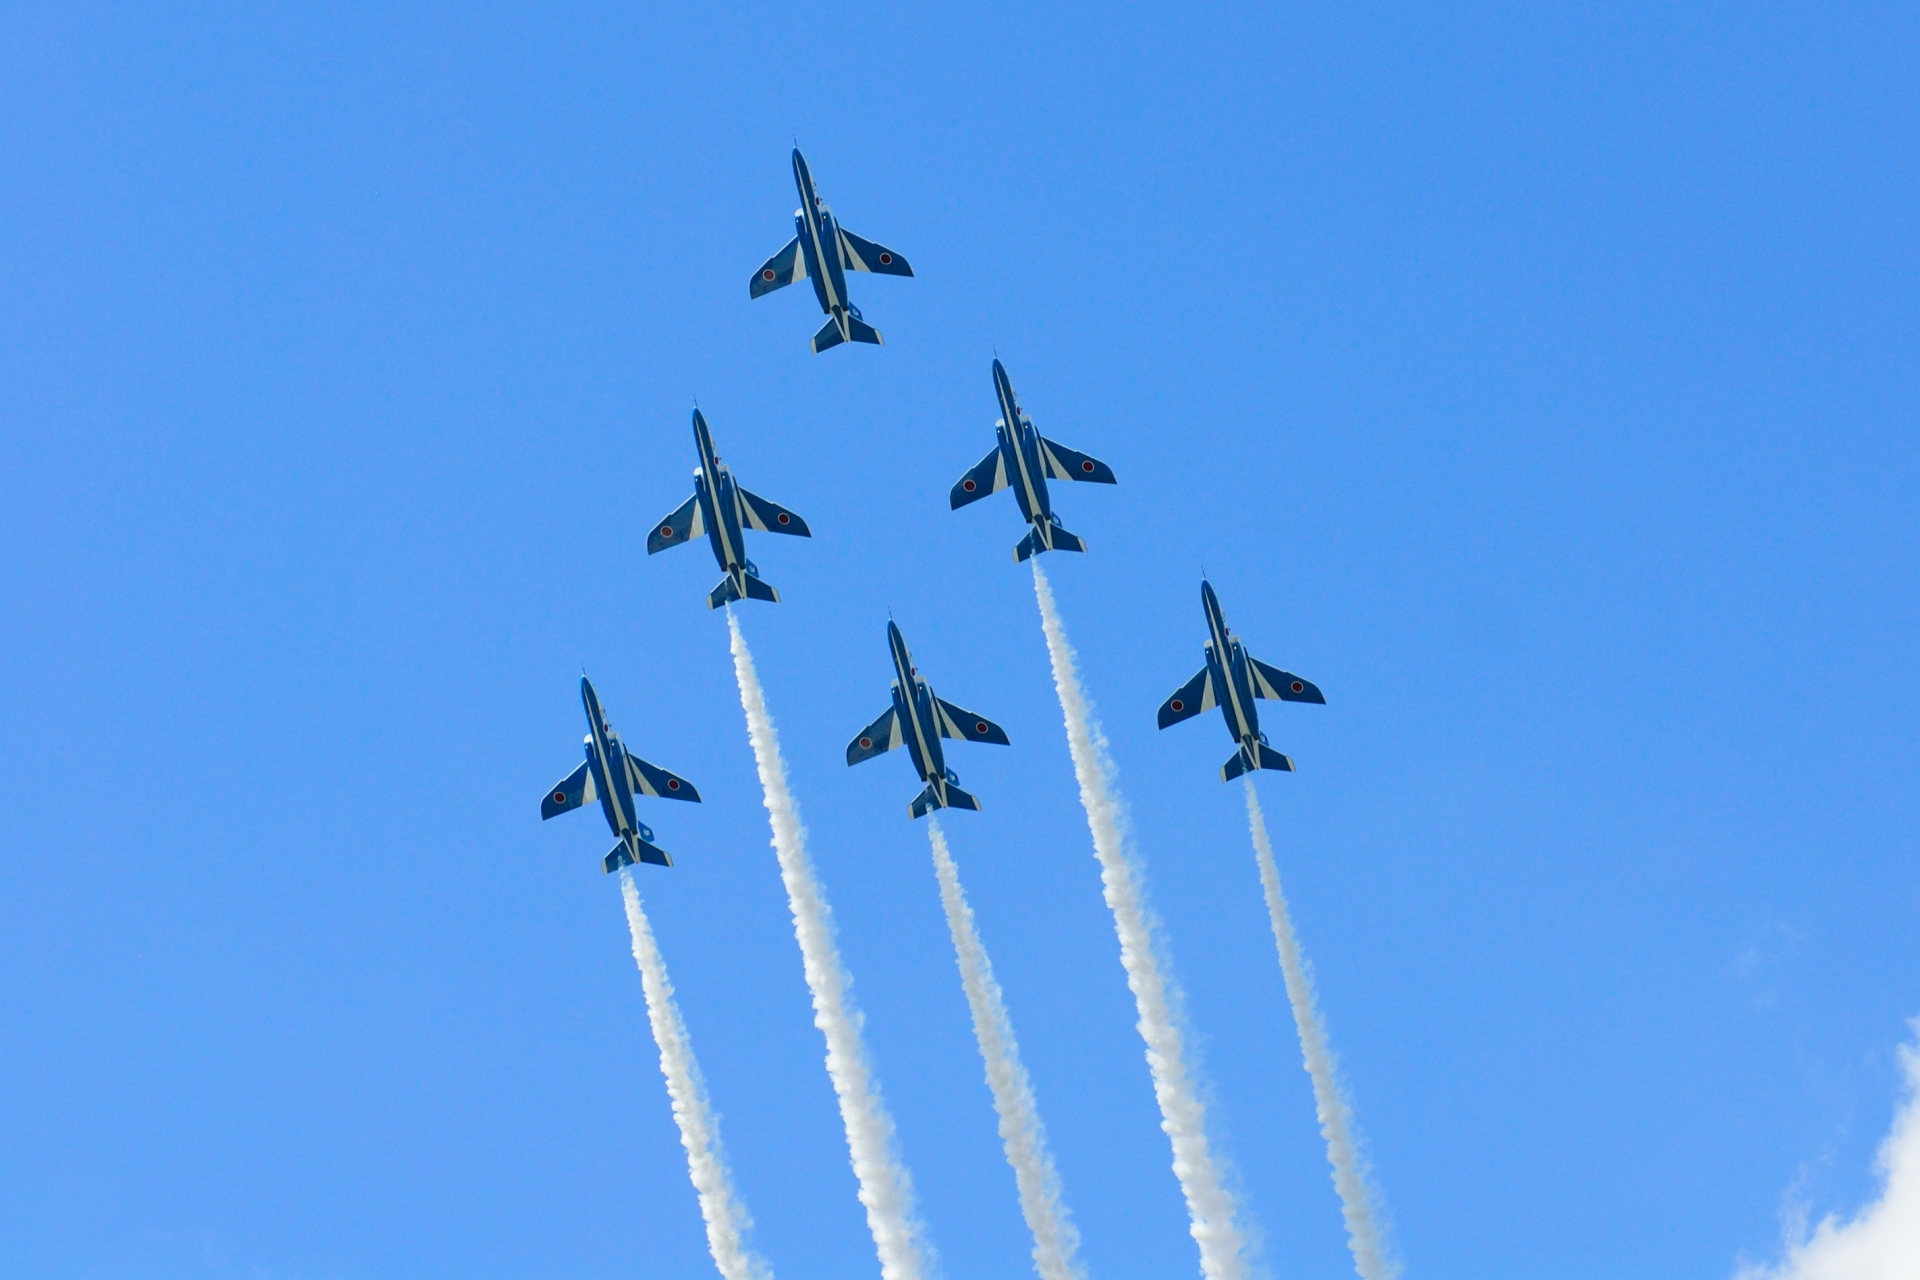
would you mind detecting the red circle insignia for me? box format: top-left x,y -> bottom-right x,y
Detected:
661,525 -> 674,537
1291,681 -> 1304,693
667,779 -> 680,790
777,513 -> 790,524
879,252 -> 892,265
763,268 -> 776,281
962,479 -> 976,492
1170,699 -> 1184,712
1083,460 -> 1095,471
859,737 -> 873,749
553,791 -> 566,804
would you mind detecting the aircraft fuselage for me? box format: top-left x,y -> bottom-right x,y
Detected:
992,359 -> 1055,532
1202,581 -> 1266,759
580,677 -> 647,860
792,151 -> 853,335
888,621 -> 952,798
692,410 -> 752,597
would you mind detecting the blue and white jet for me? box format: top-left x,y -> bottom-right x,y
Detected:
750,148 -> 913,354
648,408 -> 811,608
541,676 -> 702,873
847,620 -> 1010,818
1157,581 -> 1326,781
950,359 -> 1116,561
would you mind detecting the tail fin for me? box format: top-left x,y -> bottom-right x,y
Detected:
708,572 -> 781,609
845,314 -> 882,345
605,837 -> 673,873
910,781 -> 980,819
811,317 -> 845,353
1013,518 -> 1087,562
1221,742 -> 1296,781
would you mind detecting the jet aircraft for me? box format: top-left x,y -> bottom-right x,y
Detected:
750,148 -> 913,354
847,620 -> 1010,818
648,408 -> 811,608
950,359 -> 1115,560
541,676 -> 702,872
1157,581 -> 1325,781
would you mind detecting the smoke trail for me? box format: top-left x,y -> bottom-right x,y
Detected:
1243,783 -> 1398,1280
927,818 -> 1086,1280
618,869 -> 771,1280
726,610 -> 931,1280
1030,562 -> 1249,1280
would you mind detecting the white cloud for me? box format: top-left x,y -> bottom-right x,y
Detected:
1739,1020 -> 1920,1280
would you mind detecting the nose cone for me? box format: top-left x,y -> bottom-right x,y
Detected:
791,148 -> 811,186
692,407 -> 712,447
887,619 -> 905,649
580,675 -> 600,716
1200,580 -> 1224,630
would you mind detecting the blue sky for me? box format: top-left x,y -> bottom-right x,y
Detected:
2,3 -> 1916,1278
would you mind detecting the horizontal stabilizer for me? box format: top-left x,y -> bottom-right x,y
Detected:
1249,657 -> 1326,704
951,445 -> 1008,510
737,488 -> 810,537
709,573 -> 781,609
911,781 -> 980,819
1157,666 -> 1217,729
837,228 -> 913,277
625,752 -> 701,803
1221,742 -> 1295,781
847,705 -> 904,765
1039,438 -> 1117,485
934,696 -> 1010,745
541,759 -> 596,818
751,235 -> 806,298
605,836 -> 673,874
1047,520 -> 1087,554
1016,518 -> 1085,561
845,314 -> 883,346
811,317 -> 845,354
649,493 -> 704,554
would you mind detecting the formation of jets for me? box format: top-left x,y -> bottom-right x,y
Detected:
542,148 -> 1323,863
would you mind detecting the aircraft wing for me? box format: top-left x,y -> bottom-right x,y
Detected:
950,445 -> 1008,510
1249,657 -> 1326,704
736,487 -> 812,537
847,706 -> 904,765
933,697 -> 1010,745
1157,666 -> 1217,728
649,494 -> 704,554
1038,437 -> 1117,485
625,753 -> 702,803
542,759 -> 596,819
751,236 -> 807,298
836,228 -> 913,277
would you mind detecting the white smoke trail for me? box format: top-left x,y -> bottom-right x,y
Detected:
927,817 -> 1086,1280
726,610 -> 931,1280
1030,562 -> 1249,1280
1736,1018 -> 1920,1280
1243,783 -> 1397,1280
618,869 -> 771,1280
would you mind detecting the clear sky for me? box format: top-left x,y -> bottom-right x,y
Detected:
2,3 -> 1916,1278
